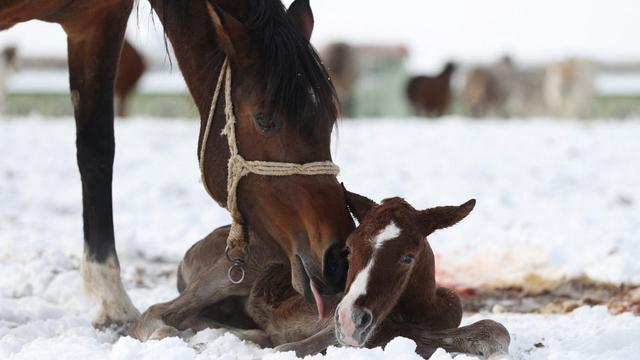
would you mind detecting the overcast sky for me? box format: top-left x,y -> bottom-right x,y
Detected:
1,0 -> 638,72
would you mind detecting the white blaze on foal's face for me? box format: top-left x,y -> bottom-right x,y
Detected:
336,221 -> 403,346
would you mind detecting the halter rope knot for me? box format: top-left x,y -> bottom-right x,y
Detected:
199,58 -> 340,281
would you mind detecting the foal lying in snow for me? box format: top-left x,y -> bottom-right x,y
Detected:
332,192 -> 510,357
130,191 -> 510,359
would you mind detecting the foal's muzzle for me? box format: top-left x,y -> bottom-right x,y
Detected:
335,306 -> 374,347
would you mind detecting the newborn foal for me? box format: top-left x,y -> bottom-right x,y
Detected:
334,192 -> 510,358
336,195 -> 469,346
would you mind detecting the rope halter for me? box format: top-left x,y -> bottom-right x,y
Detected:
199,58 -> 340,283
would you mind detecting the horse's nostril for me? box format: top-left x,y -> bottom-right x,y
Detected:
323,242 -> 349,292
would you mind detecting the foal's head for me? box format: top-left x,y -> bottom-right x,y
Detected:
203,0 -> 352,316
335,191 -> 475,346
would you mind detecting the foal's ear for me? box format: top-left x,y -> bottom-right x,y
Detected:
287,0 -> 314,41
342,184 -> 377,224
206,0 -> 254,67
418,199 -> 476,236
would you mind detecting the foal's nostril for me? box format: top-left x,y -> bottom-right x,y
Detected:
354,308 -> 373,330
358,311 -> 371,328
323,242 -> 349,292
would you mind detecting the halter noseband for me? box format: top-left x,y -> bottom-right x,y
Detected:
199,58 -> 340,283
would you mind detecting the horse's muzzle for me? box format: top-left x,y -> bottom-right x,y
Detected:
322,242 -> 349,293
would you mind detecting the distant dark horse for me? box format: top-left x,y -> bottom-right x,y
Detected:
0,46 -> 17,113
115,39 -> 146,117
320,42 -> 357,117
406,62 -> 456,117
1,0 -> 354,329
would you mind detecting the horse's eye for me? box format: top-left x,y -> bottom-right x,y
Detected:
400,255 -> 415,265
254,113 -> 278,134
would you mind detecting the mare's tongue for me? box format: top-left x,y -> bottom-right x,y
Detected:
310,280 -> 339,320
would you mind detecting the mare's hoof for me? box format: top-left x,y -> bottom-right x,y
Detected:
92,302 -> 140,331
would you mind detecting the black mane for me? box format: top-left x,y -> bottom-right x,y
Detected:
157,0 -> 339,129
242,0 -> 339,129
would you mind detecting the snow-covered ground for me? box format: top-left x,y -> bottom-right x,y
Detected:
1,116 -> 639,359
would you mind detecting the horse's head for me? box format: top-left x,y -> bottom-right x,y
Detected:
204,0 -> 353,317
444,61 -> 457,74
335,190 -> 475,347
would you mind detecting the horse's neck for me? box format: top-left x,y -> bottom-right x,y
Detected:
247,230 -> 289,266
149,0 -> 226,116
150,0 -> 232,204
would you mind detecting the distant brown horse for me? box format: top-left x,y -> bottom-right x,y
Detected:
320,42 -> 357,117
2,0 -> 355,329
462,56 -> 514,117
0,46 -> 17,113
115,39 -> 146,117
406,62 -> 457,117
131,190 -> 510,359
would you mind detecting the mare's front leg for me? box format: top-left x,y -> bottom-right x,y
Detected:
372,319 -> 511,359
61,0 -> 137,329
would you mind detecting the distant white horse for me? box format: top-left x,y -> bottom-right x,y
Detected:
544,58 -> 596,118
0,46 -> 17,115
463,57 -> 595,118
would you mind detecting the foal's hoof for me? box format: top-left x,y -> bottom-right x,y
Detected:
465,319 -> 511,359
234,329 -> 272,348
128,312 -> 168,341
149,325 -> 181,340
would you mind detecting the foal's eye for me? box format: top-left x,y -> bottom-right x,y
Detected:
254,113 -> 278,134
400,255 -> 415,265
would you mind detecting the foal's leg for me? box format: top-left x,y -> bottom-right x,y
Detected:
178,315 -> 272,347
372,319 -> 511,359
60,0 -> 138,329
274,325 -> 337,357
129,258 -> 255,341
246,263 -> 337,356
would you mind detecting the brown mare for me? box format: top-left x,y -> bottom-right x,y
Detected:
406,62 -> 457,117
130,190 -> 510,359
115,39 -> 146,117
1,0 -> 354,328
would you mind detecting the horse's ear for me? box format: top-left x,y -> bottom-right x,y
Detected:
418,199 -> 475,236
287,0 -> 314,41
206,0 -> 254,67
342,184 -> 377,224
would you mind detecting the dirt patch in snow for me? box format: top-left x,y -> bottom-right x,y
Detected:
460,274 -> 640,315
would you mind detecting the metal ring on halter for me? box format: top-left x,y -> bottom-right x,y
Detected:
227,262 -> 246,284
225,245 -> 247,284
